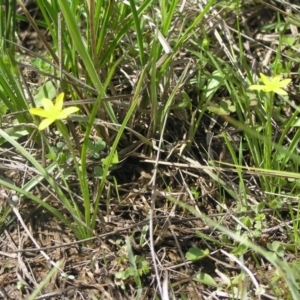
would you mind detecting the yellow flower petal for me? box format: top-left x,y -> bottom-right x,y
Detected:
273,88 -> 287,96
272,75 -> 281,84
57,107 -> 79,119
54,93 -> 65,112
38,118 -> 55,130
264,85 -> 276,92
260,73 -> 271,85
41,98 -> 54,113
29,107 -> 52,118
278,78 -> 291,87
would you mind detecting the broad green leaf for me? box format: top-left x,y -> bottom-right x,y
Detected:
204,70 -> 225,98
33,81 -> 57,107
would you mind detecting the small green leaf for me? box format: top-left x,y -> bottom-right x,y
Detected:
2,55 -> 10,65
0,101 -> 8,115
254,213 -> 266,222
87,140 -> 100,158
181,91 -> 192,110
33,81 -> 57,107
290,118 -> 300,127
231,273 -> 245,285
205,70 -> 224,98
207,100 -> 236,115
94,166 -> 104,177
87,139 -> 106,158
191,187 -> 199,198
232,243 -> 248,256
102,150 -> 119,167
31,56 -> 54,73
115,271 -> 127,280
255,286 -> 266,296
267,241 -> 285,257
56,142 -> 65,149
94,139 -> 106,151
202,37 -> 210,48
186,247 -> 209,261
242,216 -> 252,228
251,203 -> 265,214
274,151 -> 286,162
56,152 -> 68,165
194,273 -> 218,287
268,199 -> 282,209
281,36 -> 295,46
123,268 -> 135,279
0,125 -> 29,146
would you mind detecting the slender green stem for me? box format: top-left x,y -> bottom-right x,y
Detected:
56,120 -> 91,237
263,93 -> 273,188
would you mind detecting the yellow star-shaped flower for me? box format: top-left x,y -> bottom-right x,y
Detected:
248,73 -> 291,96
29,93 -> 79,130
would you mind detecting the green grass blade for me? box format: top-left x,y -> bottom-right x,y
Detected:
57,0 -> 116,123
